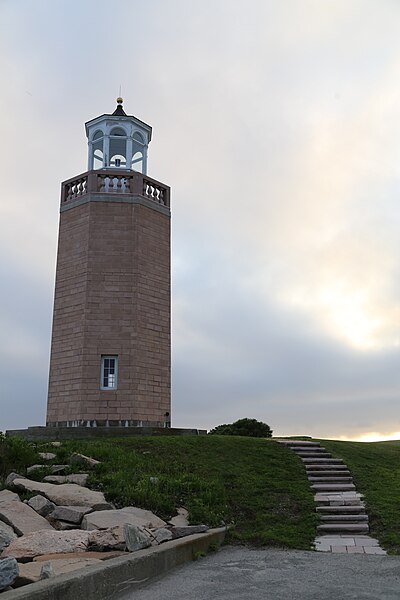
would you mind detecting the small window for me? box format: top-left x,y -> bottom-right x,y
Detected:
101,356 -> 118,390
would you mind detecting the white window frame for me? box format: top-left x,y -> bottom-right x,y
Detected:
100,355 -> 118,390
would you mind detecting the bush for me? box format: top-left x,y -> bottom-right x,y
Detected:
208,418 -> 273,438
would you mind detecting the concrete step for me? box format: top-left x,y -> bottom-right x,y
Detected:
275,440 -> 321,447
317,505 -> 366,514
308,477 -> 353,483
305,463 -> 348,470
319,514 -> 368,523
296,452 -> 333,458
302,458 -> 344,464
307,470 -> 351,477
311,483 -> 356,492
290,447 -> 326,453
317,523 -> 369,534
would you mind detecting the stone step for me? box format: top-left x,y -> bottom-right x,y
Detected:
275,440 -> 321,447
305,463 -> 348,469
308,477 -> 353,483
312,483 -> 356,492
296,452 -> 333,458
317,505 -> 366,515
306,470 -> 351,477
302,458 -> 344,464
317,523 -> 369,534
290,447 -> 326,453
319,514 -> 368,523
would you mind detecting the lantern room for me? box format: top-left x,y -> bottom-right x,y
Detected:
85,98 -> 152,174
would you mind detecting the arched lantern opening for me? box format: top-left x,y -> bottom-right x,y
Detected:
109,127 -> 127,168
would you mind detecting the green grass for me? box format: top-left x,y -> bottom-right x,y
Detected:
321,439 -> 400,554
0,434 -> 317,550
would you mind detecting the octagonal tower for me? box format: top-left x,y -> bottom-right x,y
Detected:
46,99 -> 171,428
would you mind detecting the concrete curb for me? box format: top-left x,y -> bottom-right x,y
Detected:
2,527 -> 227,600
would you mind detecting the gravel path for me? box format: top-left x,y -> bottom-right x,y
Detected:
119,546 -> 400,600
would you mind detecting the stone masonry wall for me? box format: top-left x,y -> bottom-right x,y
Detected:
47,196 -> 170,426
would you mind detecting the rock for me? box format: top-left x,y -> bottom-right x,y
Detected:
44,474 -> 89,487
170,525 -> 209,538
11,478 -> 111,510
15,557 -> 101,585
168,507 -> 189,527
39,561 -> 53,579
1,530 -> 90,561
50,506 -> 93,524
82,507 -> 166,531
38,452 -> 57,461
0,521 -> 17,551
4,473 -> 26,488
152,527 -> 173,544
51,465 -> 68,475
70,453 -> 100,469
88,527 -> 125,551
27,464 -> 46,475
0,490 -> 54,536
51,520 -> 77,531
33,550 -> 127,562
123,524 -> 152,552
149,477 -> 159,485
27,495 -> 56,517
0,557 -> 19,591
50,442 -> 61,447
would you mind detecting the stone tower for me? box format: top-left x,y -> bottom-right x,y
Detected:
46,99 -> 171,428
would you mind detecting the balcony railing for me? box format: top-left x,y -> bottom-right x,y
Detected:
61,170 -> 170,209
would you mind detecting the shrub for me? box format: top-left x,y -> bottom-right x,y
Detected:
208,418 -> 273,438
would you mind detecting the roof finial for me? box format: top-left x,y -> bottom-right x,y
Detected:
117,85 -> 123,105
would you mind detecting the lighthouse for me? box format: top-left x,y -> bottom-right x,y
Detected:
46,99 -> 171,428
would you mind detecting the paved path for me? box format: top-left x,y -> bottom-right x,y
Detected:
276,440 -> 386,554
118,546 -> 400,600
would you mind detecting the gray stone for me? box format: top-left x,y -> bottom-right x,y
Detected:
27,464 -> 46,475
40,561 -> 54,579
51,465 -> 68,475
70,453 -> 100,469
123,524 -> 152,552
1,529 -> 90,560
52,520 -> 77,531
171,525 -> 209,538
50,441 -> 62,447
11,478 -> 111,510
27,495 -> 56,517
82,507 -> 166,531
50,506 -> 93,524
0,521 -> 17,552
149,477 -> 159,485
0,557 -> 19,591
0,489 -> 54,536
38,452 -> 57,461
88,526 -> 126,551
4,473 -> 26,488
168,507 -> 189,527
16,557 -> 101,584
153,527 -> 173,544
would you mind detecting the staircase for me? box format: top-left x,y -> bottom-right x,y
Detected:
276,439 -> 386,554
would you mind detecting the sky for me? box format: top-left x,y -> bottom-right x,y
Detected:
0,0 -> 399,440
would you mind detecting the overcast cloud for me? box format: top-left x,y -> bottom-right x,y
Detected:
0,0 -> 399,439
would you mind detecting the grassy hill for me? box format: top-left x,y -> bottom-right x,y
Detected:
0,434 -> 316,549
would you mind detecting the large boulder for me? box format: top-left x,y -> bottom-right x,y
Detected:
170,525 -> 209,538
152,528 -> 173,544
82,507 -> 166,531
0,557 -> 19,591
0,490 -> 53,536
4,473 -> 26,488
168,507 -> 189,527
16,557 -> 101,585
1,530 -> 90,561
0,521 -> 17,552
88,527 -> 125,551
44,474 -> 89,487
38,452 -> 57,461
11,478 -> 111,510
